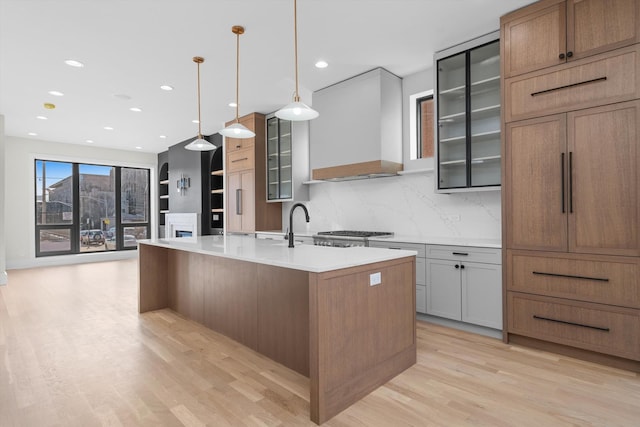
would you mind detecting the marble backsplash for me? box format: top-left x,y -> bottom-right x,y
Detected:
283,172 -> 501,240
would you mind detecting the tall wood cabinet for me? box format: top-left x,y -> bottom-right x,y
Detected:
502,0 -> 640,370
225,113 -> 281,233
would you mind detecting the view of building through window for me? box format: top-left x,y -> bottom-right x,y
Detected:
418,95 -> 434,159
35,160 -> 149,257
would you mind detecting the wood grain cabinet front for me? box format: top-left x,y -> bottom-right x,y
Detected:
507,250 -> 640,308
504,45 -> 640,123
504,100 -> 640,257
508,292 -> 640,361
502,0 -> 639,78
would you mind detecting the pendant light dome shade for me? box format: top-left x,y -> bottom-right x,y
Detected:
186,56 -> 216,151
219,122 -> 255,138
220,26 -> 256,138
276,0 -> 318,121
275,100 -> 319,121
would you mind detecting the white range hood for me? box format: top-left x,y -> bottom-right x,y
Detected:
309,68 -> 403,181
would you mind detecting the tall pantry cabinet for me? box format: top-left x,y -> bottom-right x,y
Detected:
501,0 -> 640,370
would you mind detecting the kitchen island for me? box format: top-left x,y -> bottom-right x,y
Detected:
138,235 -> 416,424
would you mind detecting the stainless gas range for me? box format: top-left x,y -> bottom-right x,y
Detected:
312,230 -> 394,248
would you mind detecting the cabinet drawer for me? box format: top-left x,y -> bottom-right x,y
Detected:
227,149 -> 255,172
508,252 -> 640,309
508,292 -> 640,361
505,45 -> 640,122
427,245 -> 501,264
368,241 -> 426,258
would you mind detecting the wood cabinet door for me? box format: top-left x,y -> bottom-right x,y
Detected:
227,170 -> 256,233
502,0 -> 566,78
461,262 -> 502,329
227,172 -> 243,232
505,115 -> 568,251
568,101 -> 640,256
426,259 -> 462,320
568,0 -> 639,61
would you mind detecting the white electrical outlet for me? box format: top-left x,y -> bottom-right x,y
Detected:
369,272 -> 382,286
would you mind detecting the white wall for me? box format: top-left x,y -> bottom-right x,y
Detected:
0,116 -> 6,284
284,66 -> 502,240
4,136 -> 157,269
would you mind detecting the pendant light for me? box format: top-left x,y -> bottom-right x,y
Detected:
185,56 -> 216,151
219,26 -> 256,138
275,0 -> 319,121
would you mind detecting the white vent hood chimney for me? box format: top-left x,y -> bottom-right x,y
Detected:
309,68 -> 403,180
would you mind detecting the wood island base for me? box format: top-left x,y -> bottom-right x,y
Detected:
138,243 -> 416,424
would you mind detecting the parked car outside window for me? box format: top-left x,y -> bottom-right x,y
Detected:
82,229 -> 105,246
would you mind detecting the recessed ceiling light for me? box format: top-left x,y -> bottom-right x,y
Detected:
192,119 -> 199,124
86,139 -> 94,143
65,59 -> 84,68
48,90 -> 64,96
160,85 -> 174,91
129,107 -> 142,112
315,60 -> 328,69
159,135 -> 167,139
36,115 -> 48,120
44,103 -> 56,109
228,102 -> 237,108
103,126 -> 114,130
135,146 -> 142,150
28,132 -> 38,136
113,94 -> 132,100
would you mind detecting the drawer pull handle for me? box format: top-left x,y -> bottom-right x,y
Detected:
533,315 -> 610,332
530,77 -> 607,97
389,247 -> 403,250
452,252 -> 468,256
532,271 -> 609,282
569,152 -> 573,213
561,152 -> 565,213
236,189 -> 242,215
232,157 -> 249,163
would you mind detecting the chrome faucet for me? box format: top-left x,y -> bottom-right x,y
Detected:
288,203 -> 310,248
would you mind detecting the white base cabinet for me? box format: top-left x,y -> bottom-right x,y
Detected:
426,245 -> 502,329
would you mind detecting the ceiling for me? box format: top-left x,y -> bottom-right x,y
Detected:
0,0 -> 534,154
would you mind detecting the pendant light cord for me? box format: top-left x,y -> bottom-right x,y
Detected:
235,30 -> 240,123
196,60 -> 203,137
293,0 -> 300,102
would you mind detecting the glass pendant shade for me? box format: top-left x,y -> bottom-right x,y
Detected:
185,135 -> 215,151
275,100 -> 319,121
219,122 -> 255,138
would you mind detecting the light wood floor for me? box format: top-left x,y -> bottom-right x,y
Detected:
1,259 -> 639,426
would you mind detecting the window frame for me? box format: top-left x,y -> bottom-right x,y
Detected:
34,159 -> 151,257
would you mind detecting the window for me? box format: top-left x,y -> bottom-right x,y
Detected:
417,95 -> 434,159
35,160 -> 150,257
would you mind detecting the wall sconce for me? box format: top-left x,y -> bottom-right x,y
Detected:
177,174 -> 190,194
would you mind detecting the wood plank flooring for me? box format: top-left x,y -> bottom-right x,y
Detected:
1,259 -> 639,426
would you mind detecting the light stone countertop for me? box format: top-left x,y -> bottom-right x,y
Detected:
139,234 -> 416,273
254,230 -> 501,248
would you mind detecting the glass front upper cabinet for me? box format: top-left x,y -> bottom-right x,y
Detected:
266,116 -> 293,201
435,31 -> 501,192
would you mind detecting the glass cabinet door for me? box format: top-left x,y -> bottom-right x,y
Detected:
469,40 -> 500,187
437,51 -> 467,189
266,117 -> 293,201
435,33 -> 500,192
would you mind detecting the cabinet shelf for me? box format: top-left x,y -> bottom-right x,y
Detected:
440,135 -> 466,143
159,179 -> 169,185
471,104 -> 501,118
211,189 -> 224,194
160,195 -> 169,199
472,130 -> 500,140
440,159 -> 467,166
440,84 -> 465,96
471,155 -> 501,163
211,208 -> 224,213
160,209 -> 170,214
439,111 -> 466,122
211,169 -> 224,176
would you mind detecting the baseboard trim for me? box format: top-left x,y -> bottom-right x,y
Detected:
7,250 -> 137,270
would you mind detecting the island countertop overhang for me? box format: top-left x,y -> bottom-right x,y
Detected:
139,234 -> 417,273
